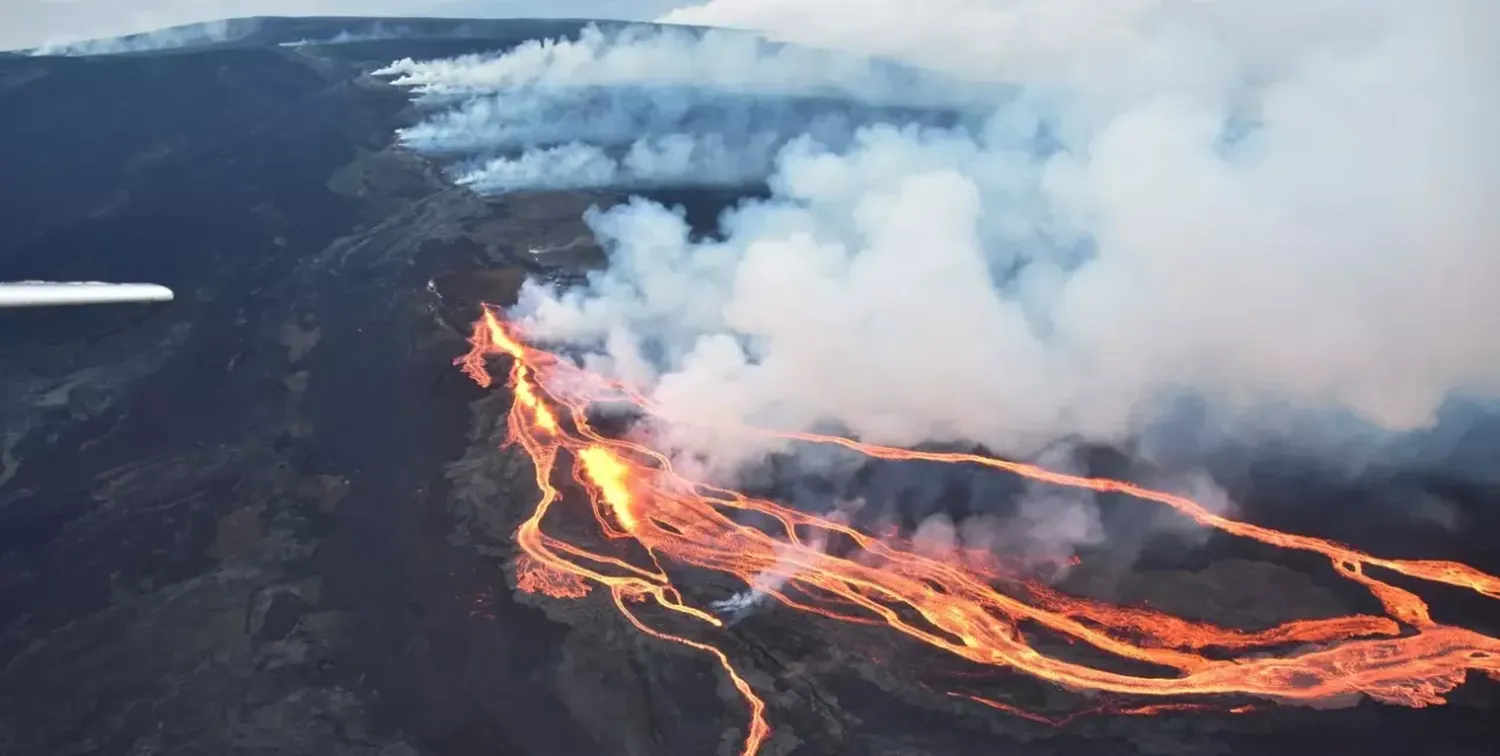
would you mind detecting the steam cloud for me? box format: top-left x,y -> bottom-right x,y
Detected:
27,18 -> 259,56
389,3 -> 1499,567
376,25 -> 994,190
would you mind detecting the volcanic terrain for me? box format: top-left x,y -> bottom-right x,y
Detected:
0,15 -> 1497,756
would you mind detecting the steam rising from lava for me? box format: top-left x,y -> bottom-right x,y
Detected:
461,309 -> 1500,756
387,2 -> 1500,497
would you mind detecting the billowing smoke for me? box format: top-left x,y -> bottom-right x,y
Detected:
390,2 -> 1499,571
27,18 -> 260,56
376,25 -> 995,190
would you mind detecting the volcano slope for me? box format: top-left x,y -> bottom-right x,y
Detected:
1,15 -> 1499,756
0,17 -> 639,756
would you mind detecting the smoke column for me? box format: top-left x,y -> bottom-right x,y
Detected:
389,2 -> 1500,500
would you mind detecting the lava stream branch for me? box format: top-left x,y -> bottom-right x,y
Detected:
460,307 -> 1500,756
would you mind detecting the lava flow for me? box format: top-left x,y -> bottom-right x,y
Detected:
458,305 -> 1500,756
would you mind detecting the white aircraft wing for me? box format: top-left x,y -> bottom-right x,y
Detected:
0,281 -> 174,308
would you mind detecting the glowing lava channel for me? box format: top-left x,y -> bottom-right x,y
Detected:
459,306 -> 1500,756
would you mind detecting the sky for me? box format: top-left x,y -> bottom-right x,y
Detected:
0,0 -> 684,51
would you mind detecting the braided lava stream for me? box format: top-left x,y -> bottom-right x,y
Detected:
459,305 -> 1500,756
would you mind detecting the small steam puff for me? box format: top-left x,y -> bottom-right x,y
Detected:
710,442 -> 1240,618
279,22 -> 440,49
711,504 -> 856,623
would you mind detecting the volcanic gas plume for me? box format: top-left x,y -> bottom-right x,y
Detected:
460,308 -> 1500,756
381,3 -> 1500,752
386,2 -> 1500,491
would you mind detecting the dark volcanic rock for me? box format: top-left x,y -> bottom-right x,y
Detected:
0,20 -> 606,756
2,15 -> 1499,756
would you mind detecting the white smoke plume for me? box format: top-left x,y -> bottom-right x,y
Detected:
500,2 -> 1498,466
375,24 -> 986,104
450,135 -> 782,193
386,1 -> 1498,555
376,24 -> 992,190
710,503 -> 857,623
278,22 -> 430,48
27,17 -> 259,56
1003,444 -> 1106,571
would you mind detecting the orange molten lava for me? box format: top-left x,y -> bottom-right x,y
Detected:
460,306 -> 1500,756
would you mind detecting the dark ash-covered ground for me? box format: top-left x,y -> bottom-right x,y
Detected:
1,16 -> 1498,756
